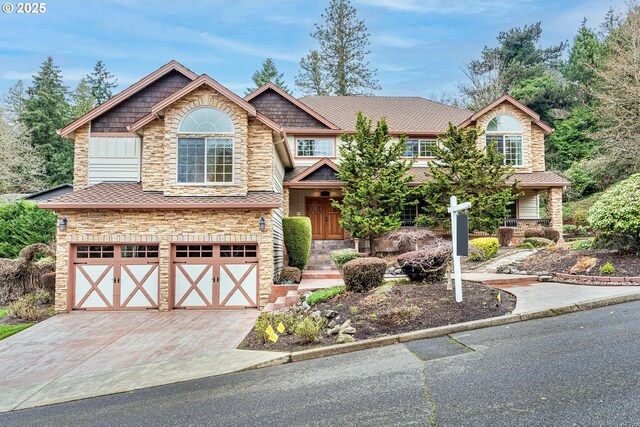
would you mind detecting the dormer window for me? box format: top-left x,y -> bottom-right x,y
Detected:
177,108 -> 234,184
485,115 -> 523,166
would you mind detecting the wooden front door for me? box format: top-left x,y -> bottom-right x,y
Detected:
305,197 -> 344,240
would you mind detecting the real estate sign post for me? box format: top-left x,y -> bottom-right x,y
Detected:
448,196 -> 471,303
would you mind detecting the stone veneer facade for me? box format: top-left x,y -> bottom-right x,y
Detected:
54,209 -> 274,312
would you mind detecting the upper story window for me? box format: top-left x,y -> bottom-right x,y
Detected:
485,115 -> 523,166
296,138 -> 334,157
177,108 -> 234,184
403,139 -> 437,158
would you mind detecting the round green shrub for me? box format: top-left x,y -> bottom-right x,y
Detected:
523,228 -> 545,238
282,217 -> 312,270
588,173 -> 640,253
543,228 -> 560,243
342,257 -> 387,292
279,266 -> 302,284
331,248 -> 359,271
396,240 -> 452,282
469,237 -> 499,261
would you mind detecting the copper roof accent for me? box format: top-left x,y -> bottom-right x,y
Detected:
299,96 -> 473,133
38,183 -> 283,210
406,168 -> 570,187
58,61 -> 198,137
459,94 -> 554,133
245,83 -> 339,130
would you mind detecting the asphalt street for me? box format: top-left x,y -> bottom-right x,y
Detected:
2,301 -> 639,426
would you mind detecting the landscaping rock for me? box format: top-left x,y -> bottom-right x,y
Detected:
386,268 -> 396,275
342,326 -> 357,335
323,309 -> 338,319
301,302 -> 310,312
336,333 -> 355,344
328,320 -> 337,328
340,319 -> 351,329
570,257 -> 598,273
327,326 -> 340,336
538,275 -> 553,282
311,310 -> 322,319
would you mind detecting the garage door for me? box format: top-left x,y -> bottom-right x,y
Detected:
171,243 -> 258,309
72,244 -> 159,310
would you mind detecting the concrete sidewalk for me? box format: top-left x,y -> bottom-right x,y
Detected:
463,272 -> 640,314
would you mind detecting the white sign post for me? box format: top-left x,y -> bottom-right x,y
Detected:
448,196 -> 471,303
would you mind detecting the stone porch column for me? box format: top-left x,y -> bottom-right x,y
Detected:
283,187 -> 289,217
547,187 -> 564,241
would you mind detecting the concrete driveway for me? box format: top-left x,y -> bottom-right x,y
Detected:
0,310 -> 287,412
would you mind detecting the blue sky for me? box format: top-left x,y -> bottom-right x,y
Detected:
0,0 -> 626,99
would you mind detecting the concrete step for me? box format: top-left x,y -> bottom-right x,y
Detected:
285,290 -> 300,307
262,302 -> 276,312
272,296 -> 287,311
302,270 -> 342,280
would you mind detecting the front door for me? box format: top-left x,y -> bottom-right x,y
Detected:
305,197 -> 344,240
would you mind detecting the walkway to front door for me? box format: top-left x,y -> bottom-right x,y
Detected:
305,197 -> 344,240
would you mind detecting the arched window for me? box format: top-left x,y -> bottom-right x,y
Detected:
179,107 -> 234,133
177,108 -> 234,184
486,114 -> 523,166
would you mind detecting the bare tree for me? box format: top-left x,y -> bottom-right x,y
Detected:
593,4 -> 640,166
0,110 -> 45,193
457,56 -> 507,110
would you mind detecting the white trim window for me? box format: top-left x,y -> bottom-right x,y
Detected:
296,138 -> 334,157
179,107 -> 234,133
177,138 -> 234,183
485,115 -> 523,166
403,139 -> 437,157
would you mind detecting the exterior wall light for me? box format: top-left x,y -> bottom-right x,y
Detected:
259,217 -> 266,231
58,217 -> 68,232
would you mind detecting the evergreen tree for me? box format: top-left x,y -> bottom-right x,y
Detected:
245,57 -> 288,94
296,50 -> 329,95
562,20 -> 607,98
420,124 -> 519,233
86,60 -> 117,105
335,113 -> 414,254
2,80 -> 26,121
20,56 -> 73,186
70,78 -> 96,119
297,0 -> 380,95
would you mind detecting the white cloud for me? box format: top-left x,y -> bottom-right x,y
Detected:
375,34 -> 422,48
355,0 -> 525,14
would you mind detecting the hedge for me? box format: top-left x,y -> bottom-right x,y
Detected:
283,217 -> 312,270
342,257 -> 387,292
0,202 -> 56,259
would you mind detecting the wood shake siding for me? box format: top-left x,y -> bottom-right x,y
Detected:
53,209 -> 274,312
249,90 -> 329,129
91,71 -> 192,133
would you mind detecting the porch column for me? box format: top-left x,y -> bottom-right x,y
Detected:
283,187 -> 290,217
547,187 -> 563,240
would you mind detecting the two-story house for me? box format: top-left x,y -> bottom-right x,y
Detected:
41,60 -> 568,313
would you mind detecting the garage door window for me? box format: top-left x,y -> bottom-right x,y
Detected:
175,244 -> 214,258
76,245 -> 114,259
121,245 -> 159,258
220,244 -> 257,258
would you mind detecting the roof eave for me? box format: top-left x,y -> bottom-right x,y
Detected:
38,202 -> 282,210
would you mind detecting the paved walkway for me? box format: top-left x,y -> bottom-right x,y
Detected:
463,272 -> 640,314
0,310 -> 287,412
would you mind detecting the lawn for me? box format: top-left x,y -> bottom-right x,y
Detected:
0,307 -> 33,340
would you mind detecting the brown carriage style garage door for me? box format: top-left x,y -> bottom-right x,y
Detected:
71,244 -> 160,310
171,243 -> 259,309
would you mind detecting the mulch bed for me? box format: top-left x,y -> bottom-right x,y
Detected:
239,281 -> 515,352
517,248 -> 640,278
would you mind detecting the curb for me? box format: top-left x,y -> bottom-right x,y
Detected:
278,291 -> 640,364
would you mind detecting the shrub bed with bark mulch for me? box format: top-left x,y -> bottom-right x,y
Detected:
517,248 -> 640,283
239,281 -> 515,352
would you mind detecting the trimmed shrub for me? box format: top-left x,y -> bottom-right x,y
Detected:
524,228 -> 545,238
563,224 -> 578,234
307,285 -> 346,306
342,257 -> 387,292
469,237 -> 499,261
7,293 -> 55,322
572,209 -> 589,227
396,240 -> 452,283
599,262 -> 615,275
517,242 -> 535,249
279,266 -> 302,284
588,173 -> 640,253
282,217 -> 312,270
331,249 -> 359,272
497,227 -> 515,247
523,237 -> 555,248
0,202 -> 57,259
543,228 -> 561,243
569,238 -> 593,250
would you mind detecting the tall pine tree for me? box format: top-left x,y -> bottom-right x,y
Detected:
86,60 -> 117,105
20,56 -> 73,186
420,124 -> 519,233
2,80 -> 26,121
70,78 -> 96,119
245,57 -> 288,94
297,0 -> 379,95
335,113 -> 414,254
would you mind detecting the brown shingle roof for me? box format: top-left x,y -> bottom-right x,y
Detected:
39,183 -> 283,209
299,96 -> 473,133
407,168 -> 570,187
